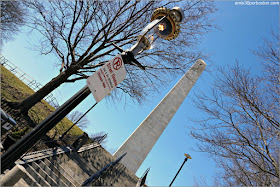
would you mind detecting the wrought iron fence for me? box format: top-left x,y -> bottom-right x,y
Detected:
0,55 -> 60,108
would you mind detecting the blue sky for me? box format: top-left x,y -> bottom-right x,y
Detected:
1,1 -> 279,186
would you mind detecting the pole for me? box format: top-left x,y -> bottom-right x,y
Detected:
169,157 -> 188,187
1,86 -> 91,172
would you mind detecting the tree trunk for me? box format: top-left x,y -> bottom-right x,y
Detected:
17,67 -> 77,112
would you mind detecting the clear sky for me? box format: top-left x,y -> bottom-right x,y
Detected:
1,1 -> 279,186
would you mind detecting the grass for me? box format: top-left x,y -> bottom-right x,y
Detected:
1,65 -> 84,139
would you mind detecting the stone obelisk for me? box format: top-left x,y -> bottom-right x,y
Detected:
113,59 -> 206,174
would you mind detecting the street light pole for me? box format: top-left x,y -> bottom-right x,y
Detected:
169,154 -> 192,187
1,6 -> 184,173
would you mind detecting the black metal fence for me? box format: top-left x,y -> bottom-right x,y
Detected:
0,55 -> 60,108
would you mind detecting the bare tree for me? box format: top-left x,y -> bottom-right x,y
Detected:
190,33 -> 279,186
89,131 -> 108,147
14,1 -> 216,112
67,110 -> 89,130
0,1 -> 26,44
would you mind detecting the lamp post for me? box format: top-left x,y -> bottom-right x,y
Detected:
1,6 -> 184,172
169,154 -> 192,187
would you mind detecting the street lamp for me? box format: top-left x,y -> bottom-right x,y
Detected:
1,6 -> 184,172
169,153 -> 192,187
130,7 -> 183,56
113,6 -> 183,70
60,6 -> 184,138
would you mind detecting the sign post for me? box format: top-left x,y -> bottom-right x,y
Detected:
87,55 -> 127,102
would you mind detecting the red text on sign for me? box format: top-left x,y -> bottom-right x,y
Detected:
107,63 -> 113,74
112,73 -> 118,87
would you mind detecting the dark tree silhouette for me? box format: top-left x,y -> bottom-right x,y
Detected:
1,1 -> 26,44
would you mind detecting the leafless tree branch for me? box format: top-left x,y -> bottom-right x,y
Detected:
190,32 -> 279,186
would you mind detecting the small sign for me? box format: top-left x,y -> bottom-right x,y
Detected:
86,55 -> 127,102
2,122 -> 13,130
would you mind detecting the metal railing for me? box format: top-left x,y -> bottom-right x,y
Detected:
92,133 -> 107,144
0,55 -> 60,108
82,152 -> 127,186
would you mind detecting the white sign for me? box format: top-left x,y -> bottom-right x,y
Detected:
86,54 -> 127,102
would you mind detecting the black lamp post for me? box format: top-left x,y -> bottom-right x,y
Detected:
169,154 -> 192,187
1,6 -> 184,173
